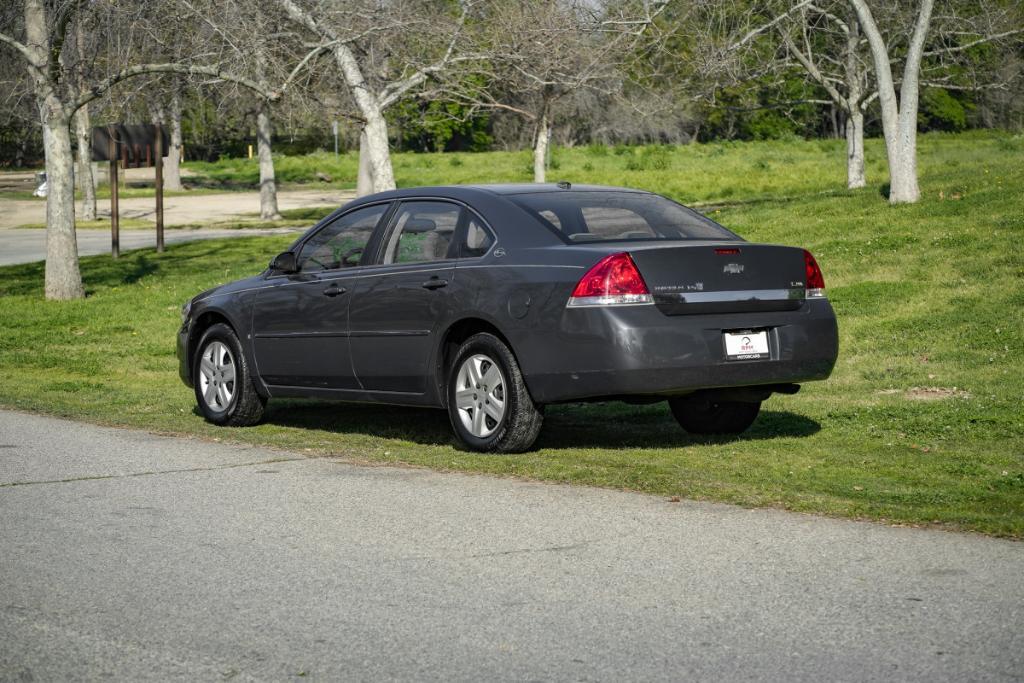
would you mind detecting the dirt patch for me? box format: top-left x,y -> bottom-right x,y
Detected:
878,387 -> 972,401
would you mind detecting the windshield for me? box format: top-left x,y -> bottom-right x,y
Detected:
509,191 -> 738,243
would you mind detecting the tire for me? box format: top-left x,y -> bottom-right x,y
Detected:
193,323 -> 266,427
447,333 -> 543,453
668,395 -> 761,435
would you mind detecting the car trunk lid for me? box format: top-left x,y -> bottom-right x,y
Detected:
627,243 -> 807,315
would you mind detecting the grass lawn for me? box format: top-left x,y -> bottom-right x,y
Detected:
1,131 -> 1021,536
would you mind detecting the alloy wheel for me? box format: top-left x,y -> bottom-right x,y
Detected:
198,340 -> 236,411
454,353 -> 506,438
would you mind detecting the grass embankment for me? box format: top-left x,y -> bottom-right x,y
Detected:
1,131 -> 1021,536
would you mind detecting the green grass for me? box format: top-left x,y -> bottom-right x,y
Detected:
1,130 -> 1022,536
182,130 -> 1012,205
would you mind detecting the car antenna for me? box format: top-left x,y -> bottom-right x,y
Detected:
556,181 -> 571,189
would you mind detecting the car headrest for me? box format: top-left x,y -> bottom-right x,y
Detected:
404,218 -> 436,233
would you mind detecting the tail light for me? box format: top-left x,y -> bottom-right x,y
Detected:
567,252 -> 653,307
804,250 -> 825,298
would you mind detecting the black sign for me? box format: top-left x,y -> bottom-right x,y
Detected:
92,124 -> 169,165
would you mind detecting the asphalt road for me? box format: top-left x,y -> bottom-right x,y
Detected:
0,227 -> 303,266
1,410 -> 1021,681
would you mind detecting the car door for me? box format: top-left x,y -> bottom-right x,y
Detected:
251,203 -> 390,390
347,200 -> 463,397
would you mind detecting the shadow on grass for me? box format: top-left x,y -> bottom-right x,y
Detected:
255,399 -> 820,451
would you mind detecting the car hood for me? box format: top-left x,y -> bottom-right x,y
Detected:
192,273 -> 266,304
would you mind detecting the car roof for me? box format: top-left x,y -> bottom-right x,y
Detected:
351,183 -> 652,203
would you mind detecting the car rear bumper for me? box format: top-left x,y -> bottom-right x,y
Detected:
519,298 -> 839,404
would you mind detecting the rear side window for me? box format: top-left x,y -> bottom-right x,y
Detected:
383,201 -> 460,264
510,191 -> 737,242
459,215 -> 494,258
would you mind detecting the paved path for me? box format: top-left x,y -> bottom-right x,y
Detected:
1,410 -> 1021,681
0,227 -> 305,266
0,186 -> 354,230
0,187 -> 354,265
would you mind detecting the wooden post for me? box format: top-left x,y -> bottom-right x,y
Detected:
108,125 -> 119,259
155,123 -> 164,253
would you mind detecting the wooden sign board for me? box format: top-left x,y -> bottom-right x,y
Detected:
92,124 -> 170,166
93,123 -> 168,257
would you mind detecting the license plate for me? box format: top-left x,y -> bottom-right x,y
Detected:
724,330 -> 769,360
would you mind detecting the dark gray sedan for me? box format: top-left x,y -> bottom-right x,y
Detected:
177,184 -> 838,452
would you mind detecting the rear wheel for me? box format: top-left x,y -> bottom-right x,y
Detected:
669,395 -> 761,435
193,323 -> 266,426
447,333 -> 542,453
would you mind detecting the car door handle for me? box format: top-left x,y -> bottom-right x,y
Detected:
322,284 -> 347,297
421,277 -> 448,290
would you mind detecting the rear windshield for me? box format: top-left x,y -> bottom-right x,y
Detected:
509,191 -> 738,243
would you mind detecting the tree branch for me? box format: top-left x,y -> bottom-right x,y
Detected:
71,63 -> 278,115
378,2 -> 472,109
779,30 -> 849,111
727,0 -> 816,51
0,30 -> 35,64
48,0 -> 79,85
922,28 -> 1024,57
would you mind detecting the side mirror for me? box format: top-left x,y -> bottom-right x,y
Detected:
270,251 -> 298,273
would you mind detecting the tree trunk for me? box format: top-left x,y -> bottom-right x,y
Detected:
163,89 -> 183,191
357,128 -> 374,197
845,109 -> 866,189
533,110 -> 549,183
73,103 -> 97,220
363,113 -> 395,193
72,16 -> 96,221
849,0 -> 932,204
22,0 -> 84,299
256,101 -> 280,220
42,114 -> 85,300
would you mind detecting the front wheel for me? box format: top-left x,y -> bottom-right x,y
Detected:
193,323 -> 266,426
669,396 -> 761,435
447,333 -> 543,453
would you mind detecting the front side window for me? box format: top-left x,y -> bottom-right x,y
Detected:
298,204 -> 388,273
510,191 -> 738,242
383,201 -> 460,264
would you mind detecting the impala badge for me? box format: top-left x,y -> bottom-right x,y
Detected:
723,263 -> 744,274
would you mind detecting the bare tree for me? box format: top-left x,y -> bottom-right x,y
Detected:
71,13 -> 97,220
445,0 -> 665,183
772,4 -> 875,188
847,0 -> 1024,203
848,0 -> 933,204
274,0 -> 473,195
0,0 -> 276,299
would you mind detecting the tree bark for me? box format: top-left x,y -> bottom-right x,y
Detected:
360,112 -> 395,193
42,114 -> 85,300
849,0 -> 933,204
256,100 -> 280,220
21,0 -> 84,299
73,103 -> 97,220
845,109 -> 866,189
533,109 -> 549,183
163,88 -> 183,191
356,128 -> 374,197
73,16 -> 96,221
